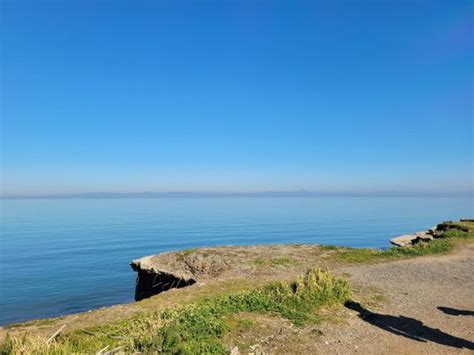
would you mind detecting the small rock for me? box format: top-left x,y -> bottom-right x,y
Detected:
249,344 -> 265,355
230,346 -> 240,355
413,231 -> 434,243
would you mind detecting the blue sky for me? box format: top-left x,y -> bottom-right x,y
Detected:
2,0 -> 473,196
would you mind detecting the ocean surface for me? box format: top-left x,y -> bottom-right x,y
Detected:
0,197 -> 472,325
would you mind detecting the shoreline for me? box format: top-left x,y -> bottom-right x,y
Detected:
3,220 -> 472,328
2,219 -> 473,353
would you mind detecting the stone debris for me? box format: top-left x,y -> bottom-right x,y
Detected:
390,235 -> 417,247
390,220 -> 470,247
414,231 -> 434,242
249,344 -> 265,355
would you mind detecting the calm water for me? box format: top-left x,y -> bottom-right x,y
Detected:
0,197 -> 472,325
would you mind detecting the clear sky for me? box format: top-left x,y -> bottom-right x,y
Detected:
1,0 -> 473,196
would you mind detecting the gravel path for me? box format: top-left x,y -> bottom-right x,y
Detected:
316,244 -> 474,354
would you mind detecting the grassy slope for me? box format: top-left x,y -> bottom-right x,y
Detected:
1,269 -> 350,354
2,220 -> 473,354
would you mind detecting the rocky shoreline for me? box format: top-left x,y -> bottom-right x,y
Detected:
390,219 -> 473,247
130,219 -> 474,303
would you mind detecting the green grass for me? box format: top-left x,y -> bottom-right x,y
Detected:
1,268 -> 351,354
181,248 -> 197,256
319,245 -> 340,251
335,222 -> 473,263
4,317 -> 60,329
253,258 -> 266,265
336,239 -> 453,263
226,316 -> 254,334
437,229 -> 470,239
438,221 -> 470,232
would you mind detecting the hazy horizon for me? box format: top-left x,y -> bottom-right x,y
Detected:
2,1 -> 473,196
2,189 -> 473,199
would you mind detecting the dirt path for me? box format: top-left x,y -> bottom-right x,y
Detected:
314,244 -> 474,354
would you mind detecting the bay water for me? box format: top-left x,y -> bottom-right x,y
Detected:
0,197 -> 472,325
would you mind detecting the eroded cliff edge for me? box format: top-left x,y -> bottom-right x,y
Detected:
130,255 -> 196,300
130,219 -> 474,302
129,244 -> 330,301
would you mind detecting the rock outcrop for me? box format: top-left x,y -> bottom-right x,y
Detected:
129,244 -> 325,301
390,220 -> 470,247
131,255 -> 196,301
390,235 -> 418,247
389,231 -> 434,247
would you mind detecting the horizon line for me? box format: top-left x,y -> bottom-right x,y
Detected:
1,190 -> 473,199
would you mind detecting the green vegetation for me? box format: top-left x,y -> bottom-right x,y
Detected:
437,229 -> 469,239
181,248 -> 197,256
319,245 -> 340,251
226,316 -> 254,334
335,222 -> 474,263
4,317 -> 60,329
439,221 -> 470,232
336,239 -> 453,263
1,268 -> 350,354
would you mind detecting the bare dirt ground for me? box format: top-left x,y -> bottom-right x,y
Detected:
327,243 -> 474,354
243,243 -> 474,354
